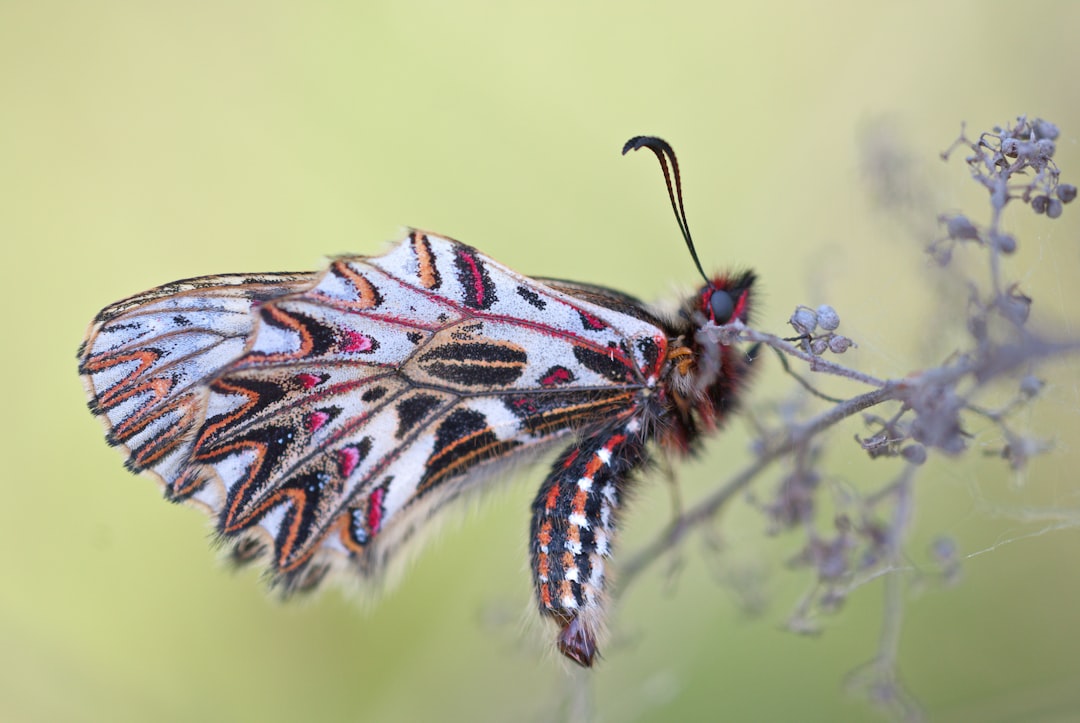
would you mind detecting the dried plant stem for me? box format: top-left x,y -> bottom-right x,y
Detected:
619,384 -> 898,589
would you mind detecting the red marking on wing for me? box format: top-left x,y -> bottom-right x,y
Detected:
540,367 -> 573,387
305,410 -> 330,434
579,309 -> 607,331
456,249 -> 486,305
295,372 -> 321,389
367,487 -> 385,535
341,330 -> 373,353
337,446 -> 361,478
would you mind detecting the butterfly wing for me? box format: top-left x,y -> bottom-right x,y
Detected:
80,231 -> 669,593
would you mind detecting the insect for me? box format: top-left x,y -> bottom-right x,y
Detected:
78,136 -> 756,667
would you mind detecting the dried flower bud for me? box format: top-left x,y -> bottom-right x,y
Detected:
901,444 -> 927,465
1032,118 -> 1059,140
1001,138 -> 1020,157
931,535 -> 958,563
1035,139 -> 1056,159
816,305 -> 840,331
991,232 -> 1016,254
768,471 -> 820,530
790,306 -> 818,336
1019,375 -> 1044,398
1058,184 -> 1077,203
1016,141 -> 1040,163
931,535 -> 962,585
828,335 -> 853,354
1031,195 -> 1049,214
945,214 -> 979,240
818,549 -> 848,581
929,243 -> 953,266
908,386 -> 967,455
1046,198 -> 1063,219
1000,287 -> 1032,325
809,338 -> 829,356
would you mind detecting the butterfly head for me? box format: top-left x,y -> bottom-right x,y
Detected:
698,271 -> 756,327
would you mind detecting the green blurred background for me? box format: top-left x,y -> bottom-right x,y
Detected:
4,2 -> 1080,721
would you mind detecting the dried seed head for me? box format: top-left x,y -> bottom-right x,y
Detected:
1035,138 -> 1056,159
908,386 -> 967,455
946,214 -> 979,240
1046,198 -> 1063,219
930,535 -> 961,584
816,304 -> 840,331
1032,118 -> 1059,140
901,444 -> 927,465
1032,195 -> 1049,214
1000,287 -> 1032,325
790,306 -> 818,336
931,535 -> 958,563
810,338 -> 829,356
768,470 -> 820,530
929,242 -> 953,266
1057,184 -> 1077,203
827,335 -> 853,354
991,232 -> 1017,254
1019,375 -> 1044,398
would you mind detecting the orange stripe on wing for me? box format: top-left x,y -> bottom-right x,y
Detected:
87,349 -> 163,407
192,378 -> 263,450
411,232 -> 440,290
416,431 -> 519,494
324,260 -> 382,310
523,393 -> 636,437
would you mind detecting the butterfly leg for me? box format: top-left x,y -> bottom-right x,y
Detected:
529,417 -> 648,667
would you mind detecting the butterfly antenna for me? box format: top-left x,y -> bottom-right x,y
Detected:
622,136 -> 709,285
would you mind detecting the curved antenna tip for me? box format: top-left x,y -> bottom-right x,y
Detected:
621,135 -> 671,156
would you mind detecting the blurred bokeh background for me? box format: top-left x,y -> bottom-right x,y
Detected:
4,2 -> 1080,721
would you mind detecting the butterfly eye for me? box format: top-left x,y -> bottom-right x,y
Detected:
709,288 -> 736,323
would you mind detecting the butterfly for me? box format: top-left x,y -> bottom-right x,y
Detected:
78,136 -> 756,667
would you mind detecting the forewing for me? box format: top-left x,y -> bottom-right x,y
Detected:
82,232 -> 669,594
